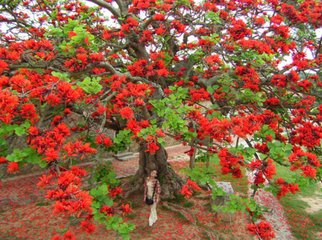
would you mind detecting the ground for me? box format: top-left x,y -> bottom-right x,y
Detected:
0,145 -> 321,239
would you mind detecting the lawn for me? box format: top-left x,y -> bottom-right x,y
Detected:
275,164 -> 322,239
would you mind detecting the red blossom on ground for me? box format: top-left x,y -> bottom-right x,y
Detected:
247,221 -> 275,240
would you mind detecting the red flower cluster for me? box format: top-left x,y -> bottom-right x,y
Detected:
291,122 -> 322,149
63,141 -> 97,159
29,123 -> 71,162
180,179 -> 202,199
228,19 -> 251,40
0,59 -> 8,74
51,229 -> 76,240
119,107 -> 134,120
231,114 -> 262,138
235,66 -> 260,91
101,205 -> 114,216
20,103 -> 39,123
248,158 -> 276,185
189,88 -> 211,102
120,203 -> 132,215
45,169 -> 93,216
0,89 -> 19,124
275,178 -> 299,198
238,39 -> 273,54
80,220 -> 96,234
247,221 -> 275,240
188,110 -> 231,142
109,186 -> 123,197
127,59 -> 169,78
145,141 -> 159,155
95,134 -> 113,148
289,147 -> 320,178
219,148 -> 244,178
7,162 -> 19,174
126,119 -> 150,135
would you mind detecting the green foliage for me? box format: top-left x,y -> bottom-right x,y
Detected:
205,11 -> 221,24
51,71 -> 71,82
77,76 -> 102,94
111,130 -> 132,153
150,86 -> 193,138
89,163 -> 134,239
218,195 -> 266,221
254,124 -> 276,140
238,89 -> 265,106
0,121 -> 31,137
201,33 -> 220,44
46,19 -> 97,54
182,161 -> 217,186
89,161 -> 120,188
6,147 -> 46,168
229,146 -> 257,162
267,140 -> 293,162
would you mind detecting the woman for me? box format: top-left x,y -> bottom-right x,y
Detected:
143,170 -> 161,226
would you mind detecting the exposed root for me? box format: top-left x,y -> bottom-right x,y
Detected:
162,201 -> 218,239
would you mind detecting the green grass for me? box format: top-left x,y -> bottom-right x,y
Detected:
275,164 -> 322,239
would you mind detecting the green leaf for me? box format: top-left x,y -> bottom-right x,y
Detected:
206,11 -> 221,24
78,76 -> 102,94
52,71 -> 71,82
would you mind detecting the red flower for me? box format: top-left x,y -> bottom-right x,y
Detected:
153,13 -> 165,21
301,165 -> 316,178
95,134 -> 113,148
228,20 -> 251,40
109,186 -> 123,197
68,31 -> 77,38
101,206 -> 114,216
0,60 -> 8,74
0,89 -> 19,124
120,203 -> 132,215
21,103 -> 39,122
146,141 -> 159,155
71,166 -> 87,177
119,107 -> 134,120
28,126 -> 39,135
81,220 -> 96,234
7,162 -> 19,173
63,230 -> 76,240
37,174 -> 53,188
247,221 -> 275,240
180,185 -> 193,199
0,157 -> 8,164
187,179 -> 202,191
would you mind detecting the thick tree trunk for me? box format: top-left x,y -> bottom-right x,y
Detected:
123,143 -> 184,199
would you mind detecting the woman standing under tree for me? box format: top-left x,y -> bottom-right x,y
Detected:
143,170 -> 161,226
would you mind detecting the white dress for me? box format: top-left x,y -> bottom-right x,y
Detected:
147,180 -> 158,226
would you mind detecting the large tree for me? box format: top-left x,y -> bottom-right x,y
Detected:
0,0 -> 321,238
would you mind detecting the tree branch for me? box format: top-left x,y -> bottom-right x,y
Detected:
87,0 -> 120,18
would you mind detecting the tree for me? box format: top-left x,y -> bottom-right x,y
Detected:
0,0 -> 321,239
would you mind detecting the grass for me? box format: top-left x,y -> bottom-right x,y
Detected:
275,164 -> 322,239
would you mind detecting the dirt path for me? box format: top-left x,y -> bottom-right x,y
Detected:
247,172 -> 294,240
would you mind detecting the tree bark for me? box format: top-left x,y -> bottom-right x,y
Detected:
122,143 -> 184,199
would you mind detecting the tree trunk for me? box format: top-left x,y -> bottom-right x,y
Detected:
123,143 -> 184,199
